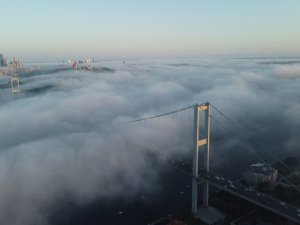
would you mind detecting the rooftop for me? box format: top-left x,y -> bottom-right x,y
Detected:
247,163 -> 276,175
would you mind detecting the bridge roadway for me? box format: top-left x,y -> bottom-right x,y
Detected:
169,159 -> 300,224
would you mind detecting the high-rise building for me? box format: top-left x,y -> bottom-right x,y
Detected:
0,54 -> 8,66
0,54 -> 4,66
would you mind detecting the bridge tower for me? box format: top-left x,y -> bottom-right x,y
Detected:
192,102 -> 210,215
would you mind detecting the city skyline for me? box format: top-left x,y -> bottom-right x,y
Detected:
1,0 -> 300,61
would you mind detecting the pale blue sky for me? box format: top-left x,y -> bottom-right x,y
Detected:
1,0 -> 300,60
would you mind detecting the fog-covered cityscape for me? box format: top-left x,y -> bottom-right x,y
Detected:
1,1 -> 300,225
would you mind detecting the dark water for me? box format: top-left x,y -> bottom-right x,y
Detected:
48,141 -> 254,225
50,161 -> 192,225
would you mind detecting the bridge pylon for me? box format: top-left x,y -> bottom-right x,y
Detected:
192,102 -> 210,215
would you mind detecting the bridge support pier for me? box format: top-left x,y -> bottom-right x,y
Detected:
192,102 -> 210,214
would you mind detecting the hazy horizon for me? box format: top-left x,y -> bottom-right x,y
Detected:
1,1 -> 300,61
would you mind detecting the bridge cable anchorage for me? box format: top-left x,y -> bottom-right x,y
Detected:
208,104 -> 300,192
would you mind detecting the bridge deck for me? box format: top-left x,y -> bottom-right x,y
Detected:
169,159 -> 300,224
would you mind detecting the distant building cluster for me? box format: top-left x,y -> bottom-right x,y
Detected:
243,163 -> 278,187
0,53 -> 24,69
0,53 -> 8,67
10,57 -> 24,69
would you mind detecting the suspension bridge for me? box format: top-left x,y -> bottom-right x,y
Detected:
112,102 -> 300,224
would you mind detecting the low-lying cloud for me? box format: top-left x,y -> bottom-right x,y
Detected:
275,64 -> 300,79
0,57 -> 300,224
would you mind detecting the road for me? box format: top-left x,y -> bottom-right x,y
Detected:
168,158 -> 300,224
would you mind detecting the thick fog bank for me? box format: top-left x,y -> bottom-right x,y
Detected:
0,58 -> 299,224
